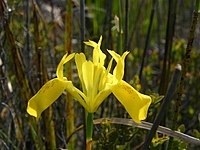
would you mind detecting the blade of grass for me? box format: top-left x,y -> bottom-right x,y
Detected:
142,64 -> 182,149
127,0 -> 144,50
159,0 -> 177,95
103,0 -> 112,49
139,0 -> 157,82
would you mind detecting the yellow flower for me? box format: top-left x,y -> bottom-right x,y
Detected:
27,53 -> 87,121
106,50 -> 151,123
27,36 -> 151,123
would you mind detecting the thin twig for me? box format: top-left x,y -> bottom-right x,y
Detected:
67,117 -> 200,146
80,0 -> 86,148
80,0 -> 85,53
124,0 -> 129,51
124,0 -> 129,81
94,117 -> 200,145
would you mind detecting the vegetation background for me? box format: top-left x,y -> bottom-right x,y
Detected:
0,0 -> 200,149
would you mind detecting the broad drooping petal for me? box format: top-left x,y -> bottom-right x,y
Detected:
111,80 -> 152,123
107,50 -> 151,123
27,78 -> 70,121
27,53 -> 75,120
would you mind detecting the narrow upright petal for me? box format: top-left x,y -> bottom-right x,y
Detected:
75,53 -> 87,92
108,50 -> 129,80
82,61 -> 94,94
84,36 -> 102,48
84,38 -> 99,65
75,53 -> 86,79
27,78 -> 70,121
84,36 -> 106,66
84,40 -> 98,48
107,50 -> 120,61
56,53 -> 75,79
111,80 -> 151,123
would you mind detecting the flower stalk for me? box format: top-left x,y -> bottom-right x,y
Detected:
86,112 -> 94,150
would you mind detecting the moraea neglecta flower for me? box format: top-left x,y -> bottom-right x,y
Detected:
27,36 -> 151,123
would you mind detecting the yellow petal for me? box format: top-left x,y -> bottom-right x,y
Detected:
107,50 -> 120,61
65,82 -> 89,111
99,50 -> 106,66
93,47 -> 99,65
93,66 -> 104,94
75,53 -> 86,87
98,59 -> 113,91
84,36 -> 102,48
92,89 -> 111,112
84,36 -> 105,65
92,37 -> 102,65
82,61 -> 94,95
101,58 -> 113,86
84,40 -> 97,47
108,50 -> 129,80
98,35 -> 102,46
98,69 -> 106,91
56,53 -> 75,79
107,57 -> 113,73
114,59 -> 124,80
96,36 -> 105,65
27,78 -> 69,121
111,80 -> 151,123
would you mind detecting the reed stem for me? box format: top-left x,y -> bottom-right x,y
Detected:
65,0 -> 74,149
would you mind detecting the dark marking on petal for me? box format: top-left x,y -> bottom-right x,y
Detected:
119,83 -> 133,94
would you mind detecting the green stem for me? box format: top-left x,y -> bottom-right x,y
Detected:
195,0 -> 200,12
86,112 -> 94,150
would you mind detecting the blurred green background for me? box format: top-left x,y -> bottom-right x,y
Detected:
0,0 -> 200,149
